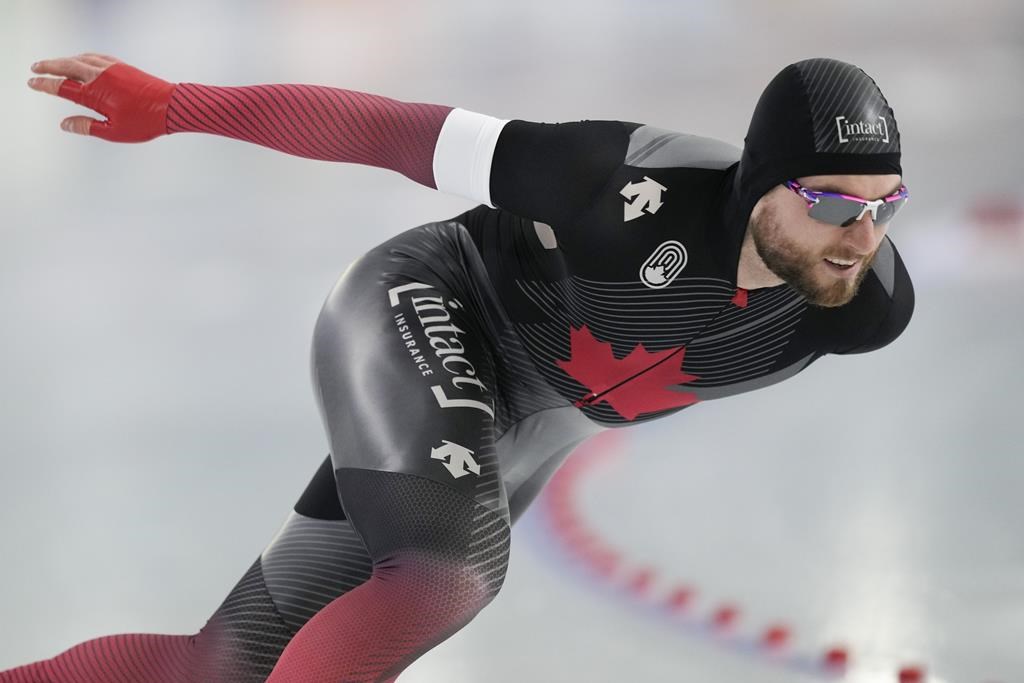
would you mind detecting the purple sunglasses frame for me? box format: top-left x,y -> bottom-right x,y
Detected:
783,179 -> 910,226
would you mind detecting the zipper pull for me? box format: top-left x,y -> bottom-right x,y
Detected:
573,391 -> 599,408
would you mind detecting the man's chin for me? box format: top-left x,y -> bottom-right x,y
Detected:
806,289 -> 856,308
805,277 -> 860,308
782,270 -> 860,308
757,246 -> 871,308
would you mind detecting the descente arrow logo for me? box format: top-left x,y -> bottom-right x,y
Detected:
620,176 -> 667,222
430,439 -> 481,479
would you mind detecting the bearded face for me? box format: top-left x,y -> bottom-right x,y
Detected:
746,175 -> 900,308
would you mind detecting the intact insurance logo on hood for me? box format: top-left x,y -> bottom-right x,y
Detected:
835,114 -> 889,145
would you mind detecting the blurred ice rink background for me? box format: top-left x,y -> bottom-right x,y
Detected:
1,1 -> 1022,681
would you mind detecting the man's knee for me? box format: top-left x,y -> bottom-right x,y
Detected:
337,468 -> 512,611
377,544 -> 510,619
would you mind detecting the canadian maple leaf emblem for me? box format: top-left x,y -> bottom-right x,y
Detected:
644,264 -> 667,285
555,324 -> 700,420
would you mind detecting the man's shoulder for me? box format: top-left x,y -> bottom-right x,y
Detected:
487,118 -> 740,229
620,123 -> 741,172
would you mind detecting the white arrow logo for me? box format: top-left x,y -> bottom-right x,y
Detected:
620,176 -> 667,222
430,439 -> 481,479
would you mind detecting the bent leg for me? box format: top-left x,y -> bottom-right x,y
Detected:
267,222 -> 512,682
187,455 -> 374,682
268,469 -> 510,683
0,454 -> 374,683
0,633 -> 195,683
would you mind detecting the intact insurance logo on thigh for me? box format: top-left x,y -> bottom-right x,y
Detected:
386,282 -> 494,418
387,281 -> 493,480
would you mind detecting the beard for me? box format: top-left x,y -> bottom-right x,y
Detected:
748,204 -> 878,308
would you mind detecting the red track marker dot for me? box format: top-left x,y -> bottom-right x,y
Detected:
666,586 -> 695,611
823,646 -> 849,669
627,567 -> 656,594
565,529 -> 595,551
898,665 -> 925,683
711,604 -> 739,629
761,624 -> 790,648
590,549 -> 621,577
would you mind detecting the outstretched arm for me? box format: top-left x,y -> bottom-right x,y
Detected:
28,53 -> 630,221
166,77 -> 455,190
28,53 -> 454,189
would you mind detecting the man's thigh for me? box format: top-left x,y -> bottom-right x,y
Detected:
310,221 -> 509,519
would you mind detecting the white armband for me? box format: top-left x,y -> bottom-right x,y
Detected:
432,108 -> 509,207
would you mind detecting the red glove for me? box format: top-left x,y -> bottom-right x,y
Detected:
56,62 -> 176,143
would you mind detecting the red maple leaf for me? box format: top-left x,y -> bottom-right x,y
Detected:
555,324 -> 700,420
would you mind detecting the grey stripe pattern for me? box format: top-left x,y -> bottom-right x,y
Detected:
511,275 -> 807,424
796,58 -> 900,155
260,511 -> 373,633
466,351 -> 507,516
681,352 -> 816,400
625,125 -> 740,169
870,235 -> 896,298
191,556 -> 295,682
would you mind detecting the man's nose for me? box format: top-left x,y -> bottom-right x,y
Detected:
844,211 -> 879,254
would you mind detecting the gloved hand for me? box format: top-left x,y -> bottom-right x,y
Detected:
27,53 -> 176,142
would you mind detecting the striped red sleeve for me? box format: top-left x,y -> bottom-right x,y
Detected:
167,82 -> 453,189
